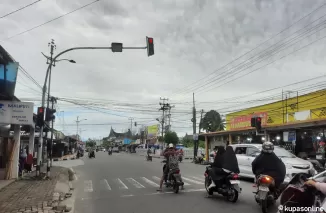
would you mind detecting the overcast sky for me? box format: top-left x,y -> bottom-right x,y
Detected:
1,0 -> 326,140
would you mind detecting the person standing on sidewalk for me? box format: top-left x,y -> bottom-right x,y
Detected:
25,150 -> 33,172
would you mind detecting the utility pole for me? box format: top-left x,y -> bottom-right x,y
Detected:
49,96 -> 57,170
192,93 -> 198,159
129,118 -> 134,133
168,105 -> 175,131
199,109 -> 204,133
159,98 -> 169,149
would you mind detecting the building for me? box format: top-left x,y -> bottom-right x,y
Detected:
200,89 -> 326,158
105,127 -> 132,146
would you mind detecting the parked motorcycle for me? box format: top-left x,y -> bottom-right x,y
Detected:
254,175 -> 282,213
204,165 -> 241,202
278,173 -> 325,213
194,153 -> 205,164
162,160 -> 184,193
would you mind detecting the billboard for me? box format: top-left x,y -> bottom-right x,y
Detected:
0,62 -> 19,97
226,90 -> 326,131
147,124 -> 159,139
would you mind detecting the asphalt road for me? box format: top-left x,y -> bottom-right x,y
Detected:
69,151 -> 280,213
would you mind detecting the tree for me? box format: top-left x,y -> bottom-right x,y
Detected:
201,110 -> 225,132
86,138 -> 96,147
164,131 -> 179,145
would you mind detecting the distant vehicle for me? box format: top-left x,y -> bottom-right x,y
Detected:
112,147 -> 119,153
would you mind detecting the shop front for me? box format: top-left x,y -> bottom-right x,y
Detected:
201,89 -> 326,159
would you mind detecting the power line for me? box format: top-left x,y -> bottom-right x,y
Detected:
3,0 -> 100,41
170,3 -> 326,98
0,0 -> 42,19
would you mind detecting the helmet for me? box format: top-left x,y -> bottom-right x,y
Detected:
168,143 -> 174,148
262,142 -> 274,153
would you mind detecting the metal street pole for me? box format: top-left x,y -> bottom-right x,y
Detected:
37,44 -> 148,176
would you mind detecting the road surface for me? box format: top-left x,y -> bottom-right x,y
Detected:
67,151 -> 279,213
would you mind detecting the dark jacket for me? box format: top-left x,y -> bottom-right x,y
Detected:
222,146 -> 240,174
252,152 -> 286,186
212,146 -> 225,168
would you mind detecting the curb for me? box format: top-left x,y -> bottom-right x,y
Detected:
53,154 -> 77,161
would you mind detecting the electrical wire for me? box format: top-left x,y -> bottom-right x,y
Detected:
0,0 -> 42,19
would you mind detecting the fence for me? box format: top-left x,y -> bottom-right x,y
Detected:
136,148 -> 204,159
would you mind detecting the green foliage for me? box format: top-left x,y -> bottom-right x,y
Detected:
85,138 -> 96,147
164,131 -> 179,145
198,140 -> 205,148
201,110 -> 225,132
181,136 -> 194,148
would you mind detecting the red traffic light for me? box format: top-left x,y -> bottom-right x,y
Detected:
148,38 -> 153,43
257,117 -> 261,122
38,107 -> 44,113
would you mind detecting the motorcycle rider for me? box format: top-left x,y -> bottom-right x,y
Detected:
157,143 -> 184,191
251,141 -> 286,194
208,146 -> 226,189
147,147 -> 152,159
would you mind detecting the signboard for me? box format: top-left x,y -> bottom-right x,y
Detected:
0,62 -> 19,97
0,101 -> 34,125
147,124 -> 159,139
288,131 -> 296,142
229,112 -> 268,130
193,134 -> 198,140
123,138 -> 132,145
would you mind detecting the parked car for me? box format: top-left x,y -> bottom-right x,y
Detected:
230,143 -> 316,183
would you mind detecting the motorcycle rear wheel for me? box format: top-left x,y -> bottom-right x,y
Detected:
261,199 -> 268,213
173,183 -> 179,194
226,188 -> 238,203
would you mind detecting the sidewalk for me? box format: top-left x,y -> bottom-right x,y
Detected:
0,166 -> 70,213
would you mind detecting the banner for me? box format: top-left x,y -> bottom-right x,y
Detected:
0,101 -> 34,125
147,124 -> 159,139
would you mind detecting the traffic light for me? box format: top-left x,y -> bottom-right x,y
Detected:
45,108 -> 56,122
256,117 -> 262,131
146,37 -> 154,56
36,107 -> 45,127
250,117 -> 256,127
134,122 -> 137,126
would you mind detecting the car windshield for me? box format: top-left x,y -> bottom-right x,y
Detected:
274,147 -> 296,158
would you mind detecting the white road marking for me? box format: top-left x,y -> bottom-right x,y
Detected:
141,177 -> 159,187
191,176 -> 204,181
144,188 -> 205,196
103,179 -> 111,190
84,180 -> 93,192
152,175 -> 190,186
182,177 -> 204,184
116,178 -> 128,189
126,178 -> 145,188
121,194 -> 134,197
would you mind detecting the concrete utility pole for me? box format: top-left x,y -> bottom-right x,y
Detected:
37,38 -> 152,176
192,93 -> 198,159
76,116 -> 87,141
159,98 -> 170,149
199,109 -> 204,133
168,105 -> 175,132
48,97 -> 57,171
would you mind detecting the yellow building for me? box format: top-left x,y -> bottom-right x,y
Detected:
226,89 -> 326,130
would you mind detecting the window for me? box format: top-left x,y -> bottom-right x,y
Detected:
246,147 -> 260,156
235,147 -> 247,155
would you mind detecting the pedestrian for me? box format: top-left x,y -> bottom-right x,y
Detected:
25,150 -> 33,172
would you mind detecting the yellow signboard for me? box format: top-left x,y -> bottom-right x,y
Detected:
226,90 -> 326,131
147,124 -> 159,138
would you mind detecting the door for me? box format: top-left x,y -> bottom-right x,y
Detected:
244,146 -> 260,178
234,146 -> 248,176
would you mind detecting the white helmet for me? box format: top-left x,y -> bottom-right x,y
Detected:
168,143 -> 174,148
262,142 -> 274,153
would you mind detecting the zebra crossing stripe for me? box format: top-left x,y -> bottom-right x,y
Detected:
152,175 -> 190,186
116,178 -> 128,189
126,178 -> 145,188
84,180 -> 93,192
104,179 -> 111,190
182,177 -> 204,184
141,177 -> 159,187
191,176 -> 204,181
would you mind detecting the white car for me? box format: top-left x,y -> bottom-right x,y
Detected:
230,144 -> 316,183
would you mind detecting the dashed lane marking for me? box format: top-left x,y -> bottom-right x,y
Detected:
115,178 -> 128,189
126,178 -> 145,188
182,177 -> 204,185
104,179 -> 111,190
141,177 -> 159,187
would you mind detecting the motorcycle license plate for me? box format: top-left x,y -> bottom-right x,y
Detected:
317,155 -> 323,159
258,186 -> 269,191
173,174 -> 181,180
230,180 -> 240,184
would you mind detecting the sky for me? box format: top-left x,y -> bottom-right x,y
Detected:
1,0 -> 326,140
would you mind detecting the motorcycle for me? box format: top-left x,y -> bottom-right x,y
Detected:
204,165 -> 241,202
108,150 -> 112,155
88,151 -> 95,158
278,173 -> 325,213
254,175 -> 281,213
194,153 -> 205,164
178,153 -> 183,163
162,160 -> 184,193
146,155 -> 152,161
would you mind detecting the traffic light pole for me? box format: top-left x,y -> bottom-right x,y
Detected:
37,44 -> 150,177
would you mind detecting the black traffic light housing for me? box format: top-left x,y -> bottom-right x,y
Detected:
251,117 -> 262,131
134,122 -> 137,127
36,107 -> 45,127
45,108 -> 56,122
146,37 -> 154,57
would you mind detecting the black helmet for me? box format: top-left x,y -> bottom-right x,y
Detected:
262,142 -> 274,153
